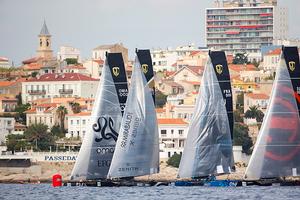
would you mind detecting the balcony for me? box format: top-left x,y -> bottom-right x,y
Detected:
59,89 -> 73,94
28,90 -> 46,95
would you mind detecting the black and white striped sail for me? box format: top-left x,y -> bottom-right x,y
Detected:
245,47 -> 300,180
107,55 -> 159,178
70,53 -> 128,180
178,51 -> 234,178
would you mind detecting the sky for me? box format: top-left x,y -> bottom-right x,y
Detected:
0,0 -> 300,65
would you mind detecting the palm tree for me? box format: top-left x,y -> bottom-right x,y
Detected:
245,105 -> 264,123
56,106 -> 68,132
70,102 -> 81,114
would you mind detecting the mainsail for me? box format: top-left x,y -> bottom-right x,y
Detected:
70,53 -> 128,180
107,55 -> 159,178
245,46 -> 300,180
178,51 -> 234,178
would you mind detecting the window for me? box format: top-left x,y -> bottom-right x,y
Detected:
71,120 -> 73,125
83,119 -> 86,125
77,120 -> 79,125
179,130 -> 184,136
161,130 -> 167,137
171,129 -> 174,134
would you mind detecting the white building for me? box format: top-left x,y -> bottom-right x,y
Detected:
82,59 -> 104,79
0,117 -> 15,144
151,44 -> 199,72
262,48 -> 281,72
92,43 -> 128,65
57,46 -> 81,63
0,57 -> 10,68
21,73 -> 99,104
206,0 -> 288,61
65,112 -> 91,139
158,118 -> 189,159
244,93 -> 269,113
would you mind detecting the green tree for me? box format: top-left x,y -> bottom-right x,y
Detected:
24,123 -> 54,151
56,106 -> 68,132
31,71 -> 38,77
65,58 -> 78,65
70,102 -> 81,114
155,89 -> 167,108
51,125 -> 65,139
236,92 -> 244,112
233,123 -> 253,155
167,153 -> 182,168
234,110 -> 243,123
244,105 -> 265,123
14,103 -> 31,123
233,53 -> 249,65
6,134 -> 29,154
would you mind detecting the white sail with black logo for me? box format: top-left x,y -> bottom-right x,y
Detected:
70,53 -> 128,180
178,51 -> 234,178
107,55 -> 159,178
245,46 -> 300,180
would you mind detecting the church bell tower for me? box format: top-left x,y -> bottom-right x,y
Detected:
37,20 -> 53,59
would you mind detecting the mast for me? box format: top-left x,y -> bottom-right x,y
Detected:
107,54 -> 159,178
245,46 -> 300,180
70,53 -> 128,180
178,51 -> 234,178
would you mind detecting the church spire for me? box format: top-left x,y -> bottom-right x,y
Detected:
39,20 -> 50,36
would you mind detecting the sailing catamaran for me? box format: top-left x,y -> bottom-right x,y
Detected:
107,51 -> 159,180
244,46 -> 300,185
70,53 -> 128,181
177,51 -> 237,186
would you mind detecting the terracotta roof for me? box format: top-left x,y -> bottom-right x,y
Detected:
171,63 -> 177,67
22,57 -> 43,65
229,64 -> 257,72
156,108 -> 165,113
93,59 -> 104,65
0,57 -> 9,62
165,71 -> 175,77
22,63 -> 42,70
158,118 -> 188,125
189,51 -> 201,56
26,73 -> 99,82
246,93 -> 269,100
186,66 -> 204,75
36,103 -> 58,108
0,81 -> 15,87
0,96 -> 17,101
266,48 -> 281,56
67,112 -> 91,117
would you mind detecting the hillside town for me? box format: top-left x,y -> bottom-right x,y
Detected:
1,0 -> 300,166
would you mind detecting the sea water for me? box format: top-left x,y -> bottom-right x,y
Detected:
1,184 -> 300,200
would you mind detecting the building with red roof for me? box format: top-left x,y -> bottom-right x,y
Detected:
22,73 -> 99,104
244,92 -> 270,113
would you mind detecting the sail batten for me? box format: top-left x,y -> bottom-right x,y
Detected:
70,53 -> 128,180
178,51 -> 234,178
245,46 -> 300,180
107,52 -> 159,178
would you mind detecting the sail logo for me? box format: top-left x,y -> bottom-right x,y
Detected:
216,64 -> 223,74
289,61 -> 296,72
112,67 -> 120,77
142,64 -> 148,74
93,117 -> 119,142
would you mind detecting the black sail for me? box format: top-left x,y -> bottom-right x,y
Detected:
245,46 -> 300,180
71,53 -> 128,180
136,49 -> 155,101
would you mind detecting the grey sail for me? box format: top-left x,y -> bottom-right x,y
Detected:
178,52 -> 234,178
245,47 -> 300,180
70,53 -> 128,180
107,56 -> 159,178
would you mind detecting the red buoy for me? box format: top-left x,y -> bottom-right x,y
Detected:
52,174 -> 62,187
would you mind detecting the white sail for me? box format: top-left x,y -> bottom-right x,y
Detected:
178,53 -> 233,178
245,47 -> 300,180
70,54 -> 127,180
107,57 -> 159,178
